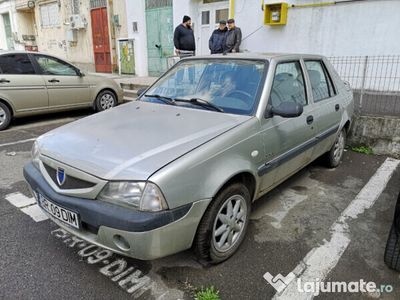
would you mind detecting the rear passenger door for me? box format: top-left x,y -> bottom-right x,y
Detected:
259,60 -> 317,192
304,60 -> 342,160
0,53 -> 48,112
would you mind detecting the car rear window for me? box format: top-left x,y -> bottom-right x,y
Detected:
0,54 -> 36,75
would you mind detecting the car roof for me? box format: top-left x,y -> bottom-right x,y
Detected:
184,52 -> 326,61
0,50 -> 44,55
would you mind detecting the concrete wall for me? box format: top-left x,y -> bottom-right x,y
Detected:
125,0 -> 148,76
235,0 -> 400,56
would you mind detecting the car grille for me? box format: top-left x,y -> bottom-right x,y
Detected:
43,163 -> 96,190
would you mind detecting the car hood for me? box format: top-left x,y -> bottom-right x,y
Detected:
38,102 -> 252,180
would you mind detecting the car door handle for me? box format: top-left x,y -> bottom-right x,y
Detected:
48,79 -> 60,83
335,104 -> 340,111
0,78 -> 10,83
306,115 -> 314,125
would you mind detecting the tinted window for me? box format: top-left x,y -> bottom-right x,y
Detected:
34,55 -> 78,76
270,61 -> 307,107
0,54 -> 36,74
305,61 -> 333,102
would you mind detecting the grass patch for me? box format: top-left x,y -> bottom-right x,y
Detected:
351,145 -> 373,155
194,286 -> 220,300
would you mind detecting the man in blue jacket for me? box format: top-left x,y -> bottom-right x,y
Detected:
209,20 -> 227,54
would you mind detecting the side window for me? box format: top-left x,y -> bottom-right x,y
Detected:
305,60 -> 334,102
270,61 -> 307,107
0,54 -> 36,75
34,55 -> 78,76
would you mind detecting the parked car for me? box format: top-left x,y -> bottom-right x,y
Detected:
24,53 -> 353,263
384,191 -> 400,271
0,51 -> 123,130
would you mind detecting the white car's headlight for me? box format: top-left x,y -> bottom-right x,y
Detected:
31,141 -> 40,169
97,181 -> 168,212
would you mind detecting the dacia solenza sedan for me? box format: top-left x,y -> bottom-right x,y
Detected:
0,51 -> 123,130
24,53 -> 353,263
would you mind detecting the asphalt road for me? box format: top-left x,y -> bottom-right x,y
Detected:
0,109 -> 399,300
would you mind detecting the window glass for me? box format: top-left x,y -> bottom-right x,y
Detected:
143,59 -> 266,116
201,11 -> 210,25
215,9 -> 229,23
34,55 -> 77,76
0,54 -> 35,74
270,61 -> 307,107
40,2 -> 60,27
305,61 -> 331,102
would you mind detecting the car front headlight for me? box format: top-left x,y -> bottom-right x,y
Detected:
31,141 -> 40,169
97,181 -> 168,212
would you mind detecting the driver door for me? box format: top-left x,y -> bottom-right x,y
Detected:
31,54 -> 90,109
259,60 -> 317,192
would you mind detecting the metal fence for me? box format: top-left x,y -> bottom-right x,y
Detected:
328,55 -> 400,117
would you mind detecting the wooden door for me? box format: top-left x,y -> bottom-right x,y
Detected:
90,7 -> 112,73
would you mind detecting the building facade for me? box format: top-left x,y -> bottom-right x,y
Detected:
0,0 -> 131,74
125,0 -> 400,77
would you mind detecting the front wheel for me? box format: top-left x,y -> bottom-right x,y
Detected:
194,182 -> 251,264
0,102 -> 12,131
95,90 -> 117,112
326,128 -> 346,168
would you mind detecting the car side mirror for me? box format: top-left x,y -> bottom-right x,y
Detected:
137,88 -> 147,97
77,69 -> 85,77
271,102 -> 303,118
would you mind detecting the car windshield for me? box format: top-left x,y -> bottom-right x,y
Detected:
141,59 -> 267,116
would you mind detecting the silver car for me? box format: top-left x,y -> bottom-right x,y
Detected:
24,53 -> 353,263
0,51 -> 123,130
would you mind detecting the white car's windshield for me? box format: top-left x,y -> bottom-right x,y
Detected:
141,59 -> 267,116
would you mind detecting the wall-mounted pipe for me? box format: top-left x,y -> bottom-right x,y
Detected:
229,0 -> 235,19
289,0 -> 377,9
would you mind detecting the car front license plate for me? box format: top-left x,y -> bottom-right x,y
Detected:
38,193 -> 80,229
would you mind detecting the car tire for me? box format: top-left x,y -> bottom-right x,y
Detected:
95,90 -> 117,112
194,182 -> 251,264
326,128 -> 346,168
0,102 -> 12,131
384,224 -> 400,271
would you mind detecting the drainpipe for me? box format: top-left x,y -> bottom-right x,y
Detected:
229,0 -> 234,19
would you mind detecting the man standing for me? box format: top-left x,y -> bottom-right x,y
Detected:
209,20 -> 227,54
173,15 -> 195,57
224,19 -> 242,53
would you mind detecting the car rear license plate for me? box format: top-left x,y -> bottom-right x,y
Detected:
38,193 -> 80,229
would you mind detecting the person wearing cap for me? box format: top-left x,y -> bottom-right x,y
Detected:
224,18 -> 242,53
209,20 -> 228,54
173,15 -> 196,56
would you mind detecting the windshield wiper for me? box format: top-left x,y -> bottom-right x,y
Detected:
143,94 -> 176,105
175,97 -> 224,112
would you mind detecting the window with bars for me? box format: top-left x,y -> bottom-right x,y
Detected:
71,0 -> 80,14
145,0 -> 172,9
40,2 -> 60,27
90,0 -> 107,9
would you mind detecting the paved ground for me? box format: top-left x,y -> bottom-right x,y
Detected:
0,109 -> 399,300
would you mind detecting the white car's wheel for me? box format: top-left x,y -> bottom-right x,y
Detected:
95,90 -> 117,112
194,182 -> 251,264
0,102 -> 11,131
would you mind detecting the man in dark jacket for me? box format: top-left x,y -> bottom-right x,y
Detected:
209,20 -> 227,54
173,15 -> 195,56
224,18 -> 242,53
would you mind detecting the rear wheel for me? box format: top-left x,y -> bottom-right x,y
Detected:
0,102 -> 11,131
194,182 -> 251,264
384,224 -> 400,271
95,90 -> 117,112
326,128 -> 346,168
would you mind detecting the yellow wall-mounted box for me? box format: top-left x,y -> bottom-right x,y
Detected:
264,2 -> 288,26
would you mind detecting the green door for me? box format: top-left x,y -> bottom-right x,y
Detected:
145,0 -> 174,76
2,13 -> 14,50
119,39 -> 135,74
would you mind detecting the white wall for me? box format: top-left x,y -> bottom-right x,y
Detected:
125,0 -> 148,76
234,0 -> 400,56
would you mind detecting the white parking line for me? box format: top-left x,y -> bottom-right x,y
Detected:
272,157 -> 400,300
5,192 -> 48,222
0,138 -> 36,148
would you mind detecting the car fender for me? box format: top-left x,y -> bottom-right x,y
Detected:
0,94 -> 16,115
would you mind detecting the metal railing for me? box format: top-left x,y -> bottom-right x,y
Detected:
328,55 -> 400,117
